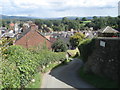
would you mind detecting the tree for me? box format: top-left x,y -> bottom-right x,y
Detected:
81,17 -> 87,21
2,20 -> 6,27
93,16 -> 97,19
68,20 -> 80,30
62,17 -> 69,24
51,39 -> 68,52
118,16 -> 120,31
91,17 -> 106,30
75,17 -> 80,21
52,20 -> 61,26
44,20 -> 53,27
70,32 -> 85,48
52,26 -> 62,31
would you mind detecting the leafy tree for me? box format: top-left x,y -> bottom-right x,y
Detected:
44,20 -> 53,27
2,20 -> 6,27
19,23 -> 23,27
64,25 -> 69,31
93,16 -> 97,19
68,20 -> 80,30
81,17 -> 87,21
62,17 -> 69,24
87,16 -> 118,30
75,17 -> 80,21
118,16 -> 120,31
51,39 -> 68,52
52,20 -> 61,26
70,32 -> 85,48
52,26 -> 62,31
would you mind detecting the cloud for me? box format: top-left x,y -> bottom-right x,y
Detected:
0,0 -> 119,17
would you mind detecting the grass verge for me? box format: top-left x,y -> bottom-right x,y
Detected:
26,59 -> 72,88
79,67 -> 118,88
42,59 -> 72,73
26,62 -> 61,88
26,72 -> 41,88
41,63 -> 60,73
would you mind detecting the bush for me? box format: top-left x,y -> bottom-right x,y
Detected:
2,45 -> 66,88
2,46 -> 38,88
70,32 -> 85,48
51,39 -> 68,52
78,39 -> 95,62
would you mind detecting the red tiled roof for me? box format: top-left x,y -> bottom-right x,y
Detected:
10,23 -> 14,27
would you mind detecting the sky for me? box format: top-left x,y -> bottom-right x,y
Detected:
0,0 -> 119,18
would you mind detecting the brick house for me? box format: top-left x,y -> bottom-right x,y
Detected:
15,24 -> 52,49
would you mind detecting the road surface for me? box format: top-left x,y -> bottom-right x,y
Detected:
41,58 -> 95,89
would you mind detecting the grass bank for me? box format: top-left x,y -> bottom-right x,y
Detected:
79,67 -> 118,88
26,59 -> 72,88
26,63 -> 60,88
26,72 -> 42,88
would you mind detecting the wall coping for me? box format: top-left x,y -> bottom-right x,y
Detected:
96,37 -> 120,40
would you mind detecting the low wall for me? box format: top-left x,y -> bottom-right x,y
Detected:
84,37 -> 120,81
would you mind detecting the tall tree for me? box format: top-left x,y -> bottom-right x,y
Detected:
81,17 -> 87,21
62,17 -> 69,24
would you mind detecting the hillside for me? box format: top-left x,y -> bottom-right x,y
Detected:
0,14 -> 36,20
0,14 -> 94,20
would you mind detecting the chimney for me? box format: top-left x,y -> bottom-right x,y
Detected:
30,24 -> 38,31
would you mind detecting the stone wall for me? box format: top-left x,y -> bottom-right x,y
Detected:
84,37 -> 120,81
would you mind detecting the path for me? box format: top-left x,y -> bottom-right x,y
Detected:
41,58 -> 95,89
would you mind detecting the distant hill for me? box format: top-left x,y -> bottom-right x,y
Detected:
65,16 -> 93,20
0,14 -> 107,20
42,16 -> 93,20
0,14 -> 37,20
0,14 -> 94,20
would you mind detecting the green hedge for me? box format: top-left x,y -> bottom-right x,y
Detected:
78,39 -> 95,62
2,45 -> 65,88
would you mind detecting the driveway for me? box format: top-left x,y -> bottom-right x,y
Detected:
41,58 -> 95,89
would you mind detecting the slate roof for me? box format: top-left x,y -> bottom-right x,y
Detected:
100,26 -> 118,33
16,28 -> 30,40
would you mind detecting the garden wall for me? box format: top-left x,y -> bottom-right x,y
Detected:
84,37 -> 120,81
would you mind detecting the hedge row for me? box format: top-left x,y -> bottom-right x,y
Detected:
78,39 -> 95,62
2,45 -> 66,88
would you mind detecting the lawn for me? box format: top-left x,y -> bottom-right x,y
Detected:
79,67 -> 118,88
83,21 -> 91,23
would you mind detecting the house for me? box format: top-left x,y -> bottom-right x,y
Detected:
0,29 -> 1,38
14,24 -> 52,49
0,27 -> 15,38
9,23 -> 15,30
14,23 -> 19,34
101,26 -> 118,33
4,30 -> 15,38
98,26 -> 119,37
22,23 -> 30,31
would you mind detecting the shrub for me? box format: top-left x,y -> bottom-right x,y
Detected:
2,46 -> 38,88
51,39 -> 68,52
78,39 -> 95,62
70,32 -> 85,48
2,45 -> 66,88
